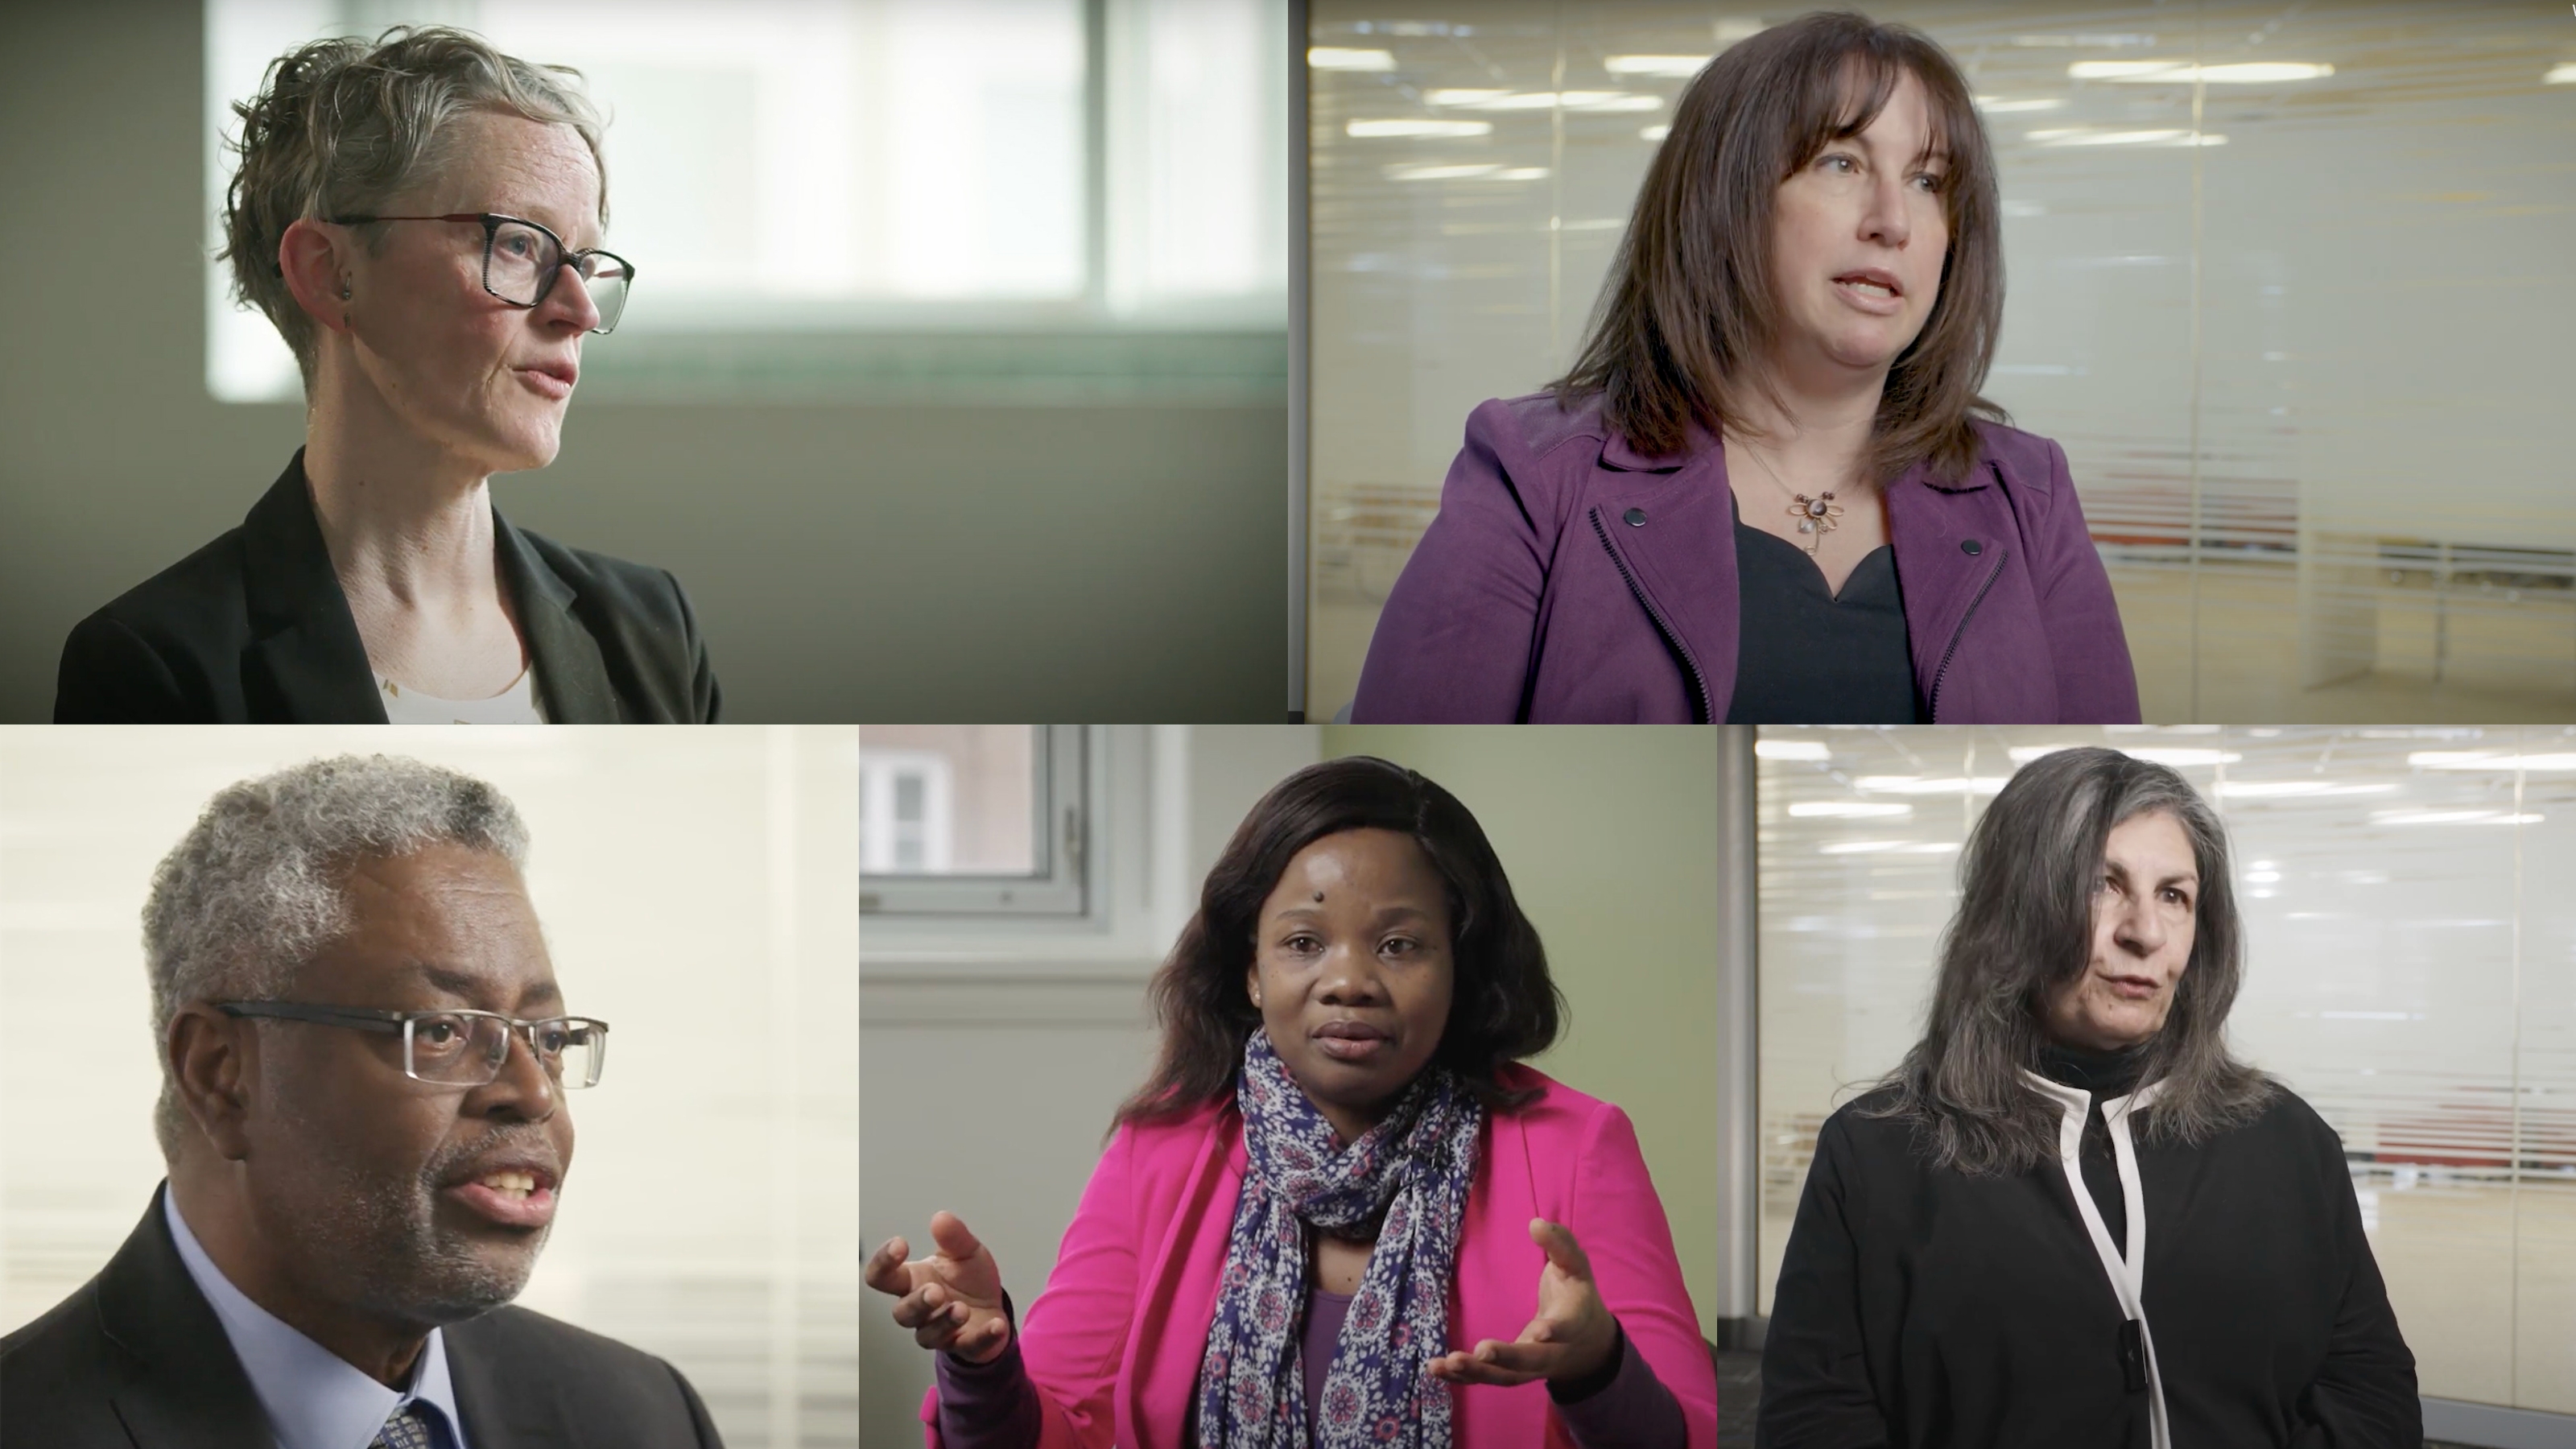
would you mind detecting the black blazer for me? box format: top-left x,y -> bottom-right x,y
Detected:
54,451 -> 720,722
0,1187 -> 726,1447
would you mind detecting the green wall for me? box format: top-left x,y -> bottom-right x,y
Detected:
1321,724 -> 1722,1337
0,1 -> 1286,723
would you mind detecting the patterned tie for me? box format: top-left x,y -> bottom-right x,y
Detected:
372,1404 -> 442,1449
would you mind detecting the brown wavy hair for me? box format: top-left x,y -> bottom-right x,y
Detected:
1552,10 -> 2007,485
1114,757 -> 1566,1129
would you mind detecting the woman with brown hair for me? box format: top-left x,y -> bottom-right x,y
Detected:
1351,10 -> 2137,724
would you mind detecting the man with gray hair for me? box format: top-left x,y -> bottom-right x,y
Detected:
2,756 -> 724,1447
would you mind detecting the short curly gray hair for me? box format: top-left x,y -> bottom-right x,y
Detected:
147,755 -> 531,1160
217,24 -> 609,393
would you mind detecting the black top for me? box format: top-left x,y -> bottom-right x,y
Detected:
1724,493 -> 1920,724
2036,1040 -> 2152,1257
0,1185 -> 725,1447
53,449 -> 720,723
1759,1083 -> 2419,1449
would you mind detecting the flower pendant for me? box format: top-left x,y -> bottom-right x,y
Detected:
1790,492 -> 1843,554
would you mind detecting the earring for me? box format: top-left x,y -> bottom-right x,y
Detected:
338,281 -> 352,300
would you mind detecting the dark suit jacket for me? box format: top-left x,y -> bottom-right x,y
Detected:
0,1188 -> 727,1447
54,451 -> 720,723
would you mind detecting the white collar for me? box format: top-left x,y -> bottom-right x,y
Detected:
162,1187 -> 469,1449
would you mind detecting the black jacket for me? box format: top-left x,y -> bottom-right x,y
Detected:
0,1188 -> 725,1447
54,451 -> 720,723
1759,1080 -> 2420,1449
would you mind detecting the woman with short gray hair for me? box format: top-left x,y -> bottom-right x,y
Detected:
55,25 -> 717,723
1759,747 -> 2418,1447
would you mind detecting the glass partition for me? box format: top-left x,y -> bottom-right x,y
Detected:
1755,724 -> 2576,1413
1306,2 -> 2576,722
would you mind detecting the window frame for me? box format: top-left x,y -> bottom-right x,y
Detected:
202,0 -> 1290,405
861,725 -> 1089,917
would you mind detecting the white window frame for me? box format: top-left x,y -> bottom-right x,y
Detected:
861,724 -> 1199,980
858,750 -> 956,875
861,725 -> 1089,917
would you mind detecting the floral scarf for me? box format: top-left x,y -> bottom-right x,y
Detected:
1195,1029 -> 1484,1449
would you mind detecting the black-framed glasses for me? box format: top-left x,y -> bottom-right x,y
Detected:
215,1001 -> 610,1089
328,212 -> 633,334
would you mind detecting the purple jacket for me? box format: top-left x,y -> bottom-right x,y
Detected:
1349,393 -> 2141,724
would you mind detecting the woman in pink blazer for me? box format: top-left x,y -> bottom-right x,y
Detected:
869,757 -> 1719,1449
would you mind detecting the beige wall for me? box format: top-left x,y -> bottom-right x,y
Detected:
860,726 -> 1319,1447
0,1 -> 1286,724
1323,724 -> 1722,1340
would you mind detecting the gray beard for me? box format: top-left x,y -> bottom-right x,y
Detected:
257,1125 -> 554,1328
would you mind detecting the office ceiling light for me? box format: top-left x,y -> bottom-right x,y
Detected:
2215,781 -> 2398,798
1348,119 -> 1493,138
2014,34 -> 2156,48
2370,809 -> 2546,826
1310,47 -> 1396,71
1975,97 -> 2066,112
1606,54 -> 1711,77
2070,60 -> 2334,82
2122,747 -> 2244,766
1787,802 -> 1913,818
1641,124 -> 1671,142
1853,775 -> 2013,795
2008,745 -> 2240,765
2029,128 -> 2228,147
1430,89 -> 1661,111
1755,740 -> 1831,762
2407,751 -> 2576,771
1384,163 -> 1549,182
2548,63 -> 2576,85
1386,163 -> 1501,181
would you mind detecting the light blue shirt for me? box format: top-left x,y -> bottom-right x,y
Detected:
163,1187 -> 473,1449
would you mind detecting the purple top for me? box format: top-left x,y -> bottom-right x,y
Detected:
936,1287 -> 1685,1448
1348,392 -> 2142,724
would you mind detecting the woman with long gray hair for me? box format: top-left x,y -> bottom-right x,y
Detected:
55,26 -> 716,723
1759,747 -> 2418,1448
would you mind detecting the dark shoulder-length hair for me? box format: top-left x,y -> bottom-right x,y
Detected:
1113,756 -> 1566,1128
1865,747 -> 2275,1175
1551,10 -> 2007,485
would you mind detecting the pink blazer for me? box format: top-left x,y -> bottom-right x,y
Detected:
919,1065 -> 1719,1449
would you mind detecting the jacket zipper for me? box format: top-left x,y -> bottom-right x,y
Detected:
1926,547 -> 2008,721
1588,508 -> 1714,723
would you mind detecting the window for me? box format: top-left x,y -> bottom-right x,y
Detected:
206,0 -> 1287,402
860,724 -> 1087,914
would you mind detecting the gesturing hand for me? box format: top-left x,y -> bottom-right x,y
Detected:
866,1210 -> 1013,1364
1425,1217 -> 1618,1389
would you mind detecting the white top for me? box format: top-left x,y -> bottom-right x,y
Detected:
377,666 -> 546,724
